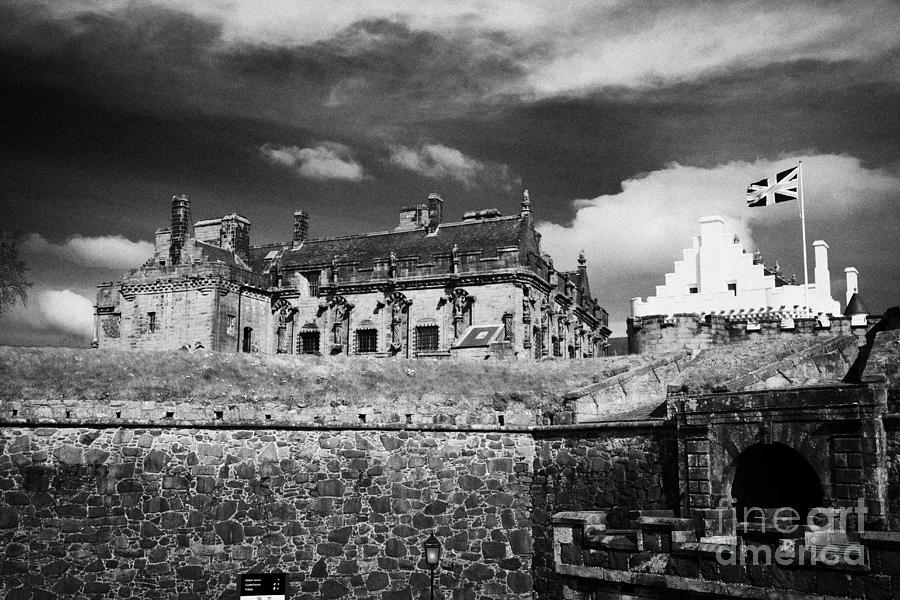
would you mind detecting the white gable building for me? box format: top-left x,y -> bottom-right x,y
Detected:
631,216 -> 850,319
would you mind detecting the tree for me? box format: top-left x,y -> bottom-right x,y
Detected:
0,229 -> 32,318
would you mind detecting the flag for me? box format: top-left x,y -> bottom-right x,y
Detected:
746,165 -> 799,207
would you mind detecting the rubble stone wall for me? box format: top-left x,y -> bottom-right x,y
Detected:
627,313 -> 875,355
529,427 -> 680,599
0,417 -> 674,600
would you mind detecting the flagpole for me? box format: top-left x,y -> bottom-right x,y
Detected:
798,160 -> 810,317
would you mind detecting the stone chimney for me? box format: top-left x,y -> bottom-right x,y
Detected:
427,193 -> 443,233
169,193 -> 192,266
844,267 -> 859,305
293,210 -> 309,247
813,240 -> 831,300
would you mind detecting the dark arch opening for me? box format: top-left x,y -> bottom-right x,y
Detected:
731,442 -> 824,521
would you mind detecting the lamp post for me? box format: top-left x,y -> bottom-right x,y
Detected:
423,533 -> 442,600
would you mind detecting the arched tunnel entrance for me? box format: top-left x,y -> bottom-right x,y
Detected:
731,442 -> 824,522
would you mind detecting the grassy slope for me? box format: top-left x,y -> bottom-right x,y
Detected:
673,336 -> 836,392
0,347 -> 649,409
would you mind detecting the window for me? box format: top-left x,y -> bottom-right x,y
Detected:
728,282 -> 737,296
226,314 -> 236,336
298,331 -> 320,355
148,312 -> 157,333
242,327 -> 253,353
415,325 -> 440,352
356,329 -> 378,353
502,313 -> 513,342
304,271 -> 320,297
689,286 -> 698,294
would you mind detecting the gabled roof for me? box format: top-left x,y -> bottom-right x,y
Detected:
844,292 -> 869,316
274,215 -> 527,270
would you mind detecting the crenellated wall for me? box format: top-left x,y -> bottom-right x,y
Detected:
627,313 -> 877,355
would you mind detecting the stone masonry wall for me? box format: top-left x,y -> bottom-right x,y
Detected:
0,412 -> 674,600
0,425 -> 536,600
528,427 -> 679,599
627,313 -> 871,355
887,426 -> 900,531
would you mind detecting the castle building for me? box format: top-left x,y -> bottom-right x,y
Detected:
628,216 -> 868,354
94,192 -> 611,358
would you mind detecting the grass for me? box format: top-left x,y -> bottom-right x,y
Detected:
673,336 -> 838,392
0,347 -> 647,409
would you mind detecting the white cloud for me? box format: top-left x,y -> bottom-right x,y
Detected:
23,234 -> 153,269
388,144 -> 485,185
522,2 -> 900,93
3,288 -> 94,340
537,154 -> 900,333
260,142 -> 366,181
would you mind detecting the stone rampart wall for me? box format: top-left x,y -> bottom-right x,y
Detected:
529,427 -> 680,599
627,313 -> 877,355
0,412 -> 673,600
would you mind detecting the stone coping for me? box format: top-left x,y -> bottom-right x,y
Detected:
0,417 -> 671,433
556,564 -> 867,600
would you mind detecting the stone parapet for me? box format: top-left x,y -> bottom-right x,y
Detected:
628,312 -> 873,355
552,510 -> 900,599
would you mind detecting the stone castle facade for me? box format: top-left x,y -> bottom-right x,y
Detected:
94,192 -> 611,359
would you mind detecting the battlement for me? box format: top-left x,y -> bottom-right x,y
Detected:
627,312 -> 879,354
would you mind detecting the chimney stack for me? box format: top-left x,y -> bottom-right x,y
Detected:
169,193 -> 192,266
813,240 -> 831,299
427,193 -> 443,233
293,210 -> 309,247
844,267 -> 859,305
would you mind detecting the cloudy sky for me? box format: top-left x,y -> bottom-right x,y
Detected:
1,0 -> 898,345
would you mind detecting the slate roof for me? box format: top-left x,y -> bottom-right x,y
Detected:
195,240 -> 250,270
271,215 -> 529,270
844,292 -> 869,316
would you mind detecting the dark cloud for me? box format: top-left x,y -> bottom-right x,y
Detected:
0,1 -> 897,344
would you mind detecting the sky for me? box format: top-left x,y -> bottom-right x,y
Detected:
1,0 -> 898,345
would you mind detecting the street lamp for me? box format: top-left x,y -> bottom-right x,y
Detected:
423,533 -> 442,600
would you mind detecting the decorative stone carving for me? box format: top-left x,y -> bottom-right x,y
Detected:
447,288 -> 473,338
386,291 -> 411,353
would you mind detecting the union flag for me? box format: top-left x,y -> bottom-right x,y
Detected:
746,165 -> 799,207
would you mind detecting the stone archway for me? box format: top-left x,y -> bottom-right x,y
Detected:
730,442 -> 824,521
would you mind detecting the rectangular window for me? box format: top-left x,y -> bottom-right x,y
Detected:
728,282 -> 737,296
226,314 -> 236,336
415,325 -> 440,352
148,312 -> 157,333
298,331 -> 320,355
689,286 -> 698,294
305,271 -> 320,297
356,329 -> 378,353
